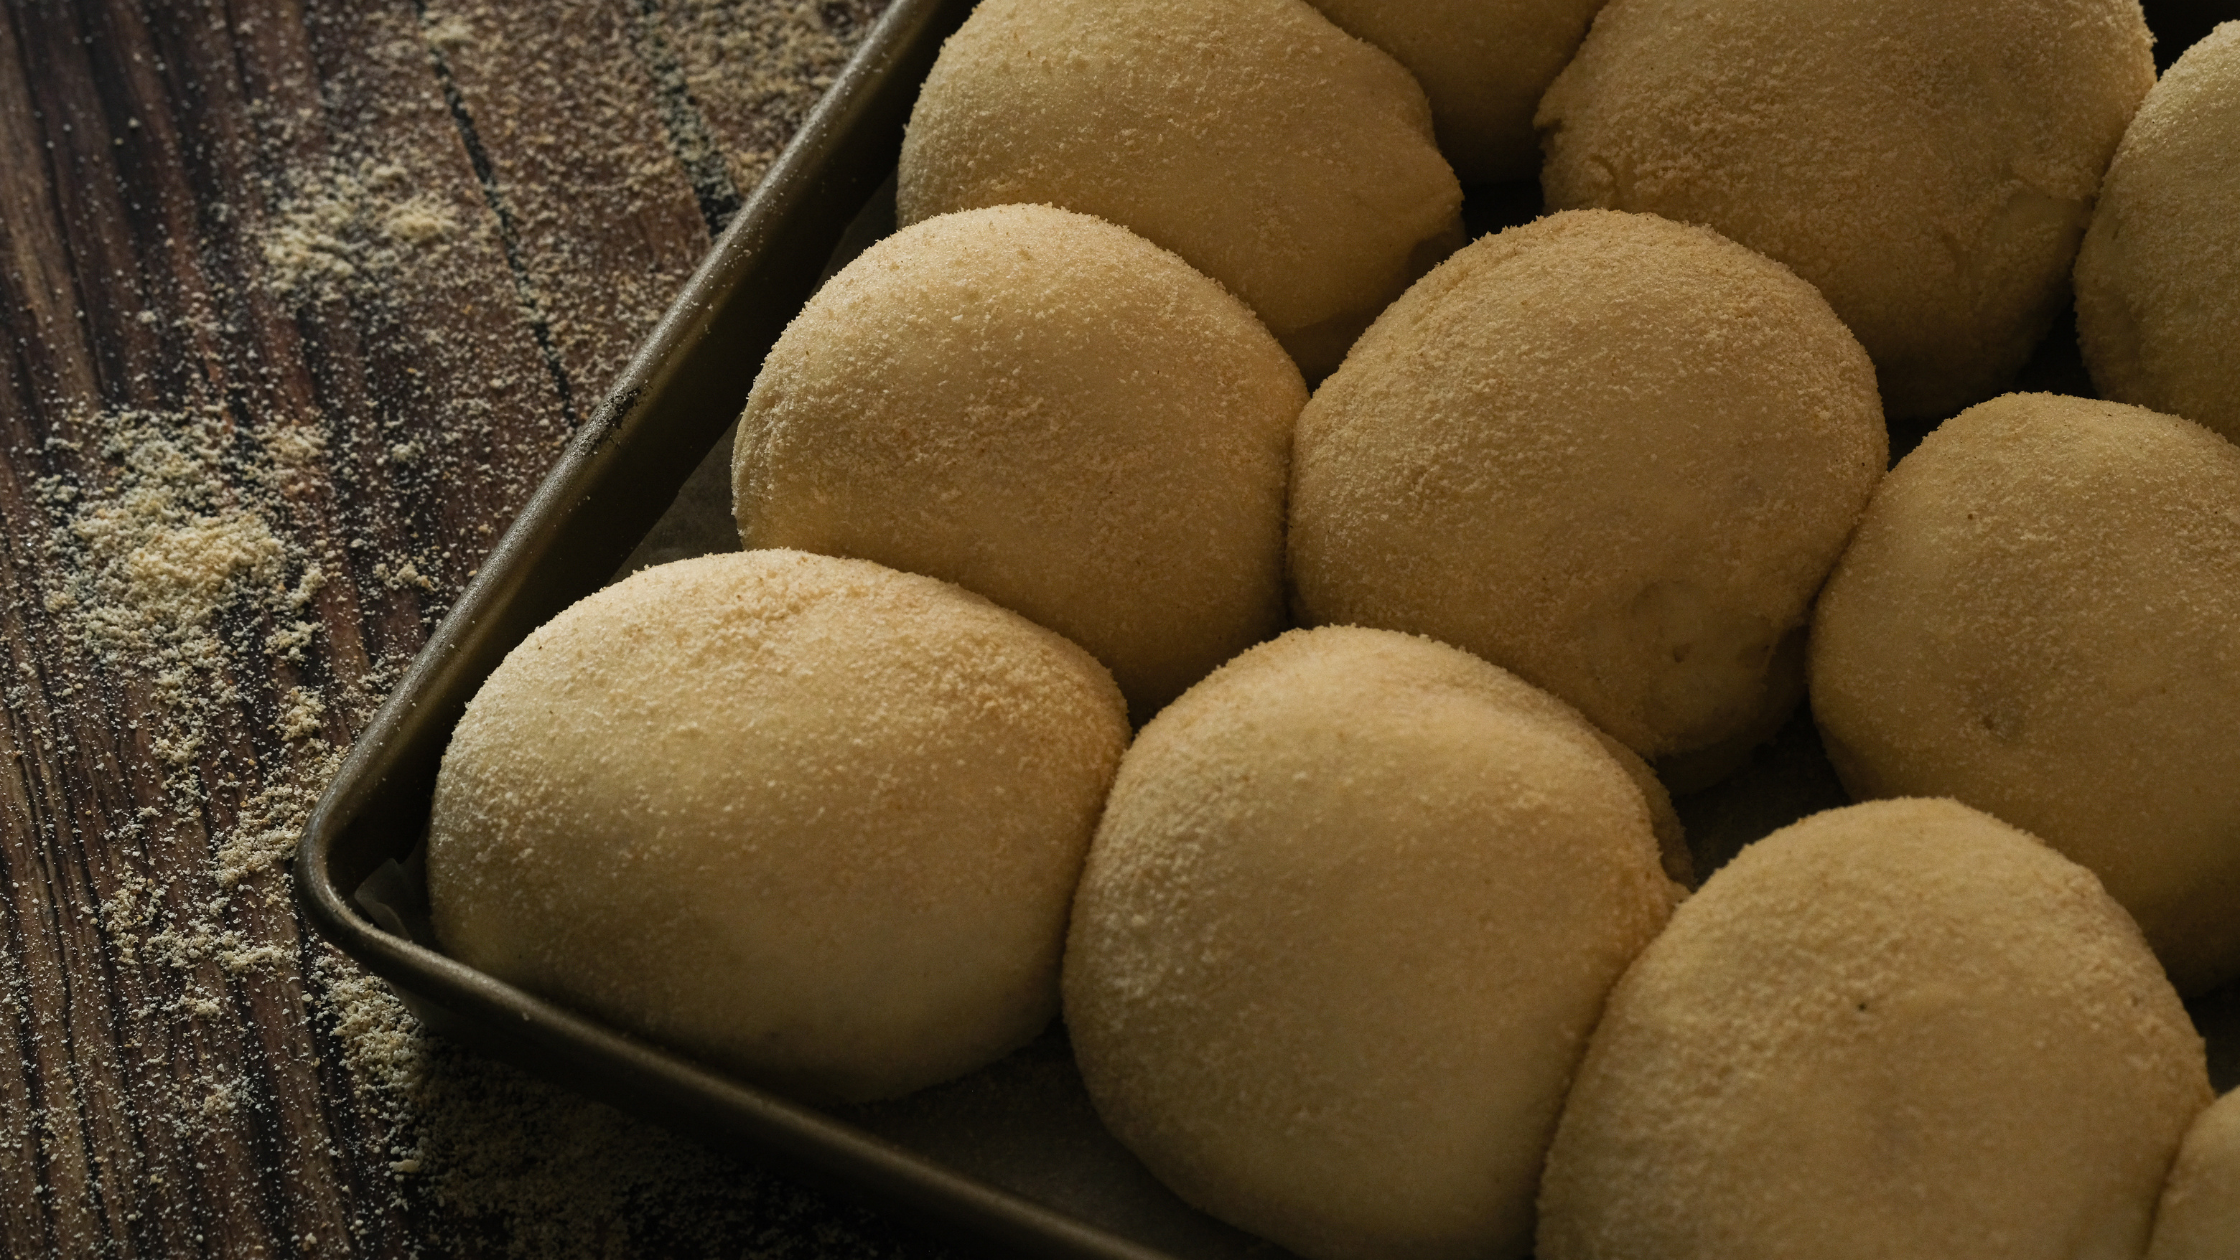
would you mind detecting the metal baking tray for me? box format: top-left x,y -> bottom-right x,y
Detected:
297,2 -> 1271,1255
296,0 -> 2240,1255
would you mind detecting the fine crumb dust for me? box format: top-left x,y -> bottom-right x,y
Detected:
10,0 -> 980,1256
318,955 -> 948,1258
662,0 -> 893,202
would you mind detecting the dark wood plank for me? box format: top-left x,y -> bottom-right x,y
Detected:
0,11 -> 110,1257
423,0 -> 713,407
1,0 -> 954,1256
660,0 -> 892,202
0,0 -> 572,1253
0,0 -> 304,1247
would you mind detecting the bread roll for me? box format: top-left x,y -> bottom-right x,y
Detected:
1539,798 -> 2210,1260
1811,393 -> 2240,994
1539,0 -> 2154,420
734,204 -> 1303,722
1067,626 -> 1680,1260
2148,1089 -> 2240,1260
897,0 -> 1463,379
428,551 -> 1129,1102
2076,22 -> 2240,446
1290,209 -> 1883,780
1302,0 -> 1608,182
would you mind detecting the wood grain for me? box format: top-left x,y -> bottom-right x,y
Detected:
1,0 -> 562,1251
0,1 -> 925,1256
660,0 -> 891,203
424,0 -> 713,408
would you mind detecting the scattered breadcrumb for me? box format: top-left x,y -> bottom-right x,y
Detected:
664,0 -> 890,199
12,1 -> 930,1256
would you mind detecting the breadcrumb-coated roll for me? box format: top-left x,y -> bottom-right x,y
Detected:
428,551 -> 1130,1104
1065,626 -> 1682,1260
2148,1089 -> 2240,1260
1538,798 -> 2211,1260
1302,0 -> 1609,182
896,0 -> 1464,380
2076,22 -> 2240,446
734,204 -> 1304,722
1290,210 -> 1884,778
1810,393 -> 2240,995
1538,0 -> 2154,421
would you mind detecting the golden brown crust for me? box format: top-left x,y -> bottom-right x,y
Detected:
428,551 -> 1129,1103
896,0 -> 1463,379
2148,1088 -> 2240,1260
734,204 -> 1304,722
1303,0 -> 1609,182
1539,798 -> 2210,1260
1066,626 -> 1679,1260
2076,22 -> 2240,446
1290,209 -> 1884,765
1810,393 -> 2240,995
1538,0 -> 2154,421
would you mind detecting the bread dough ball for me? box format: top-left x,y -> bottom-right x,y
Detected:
427,551 -> 1130,1103
1538,798 -> 2211,1260
2076,22 -> 2240,446
1065,626 -> 1681,1260
1304,0 -> 1607,182
896,0 -> 1463,379
1810,393 -> 2240,994
733,205 -> 1304,722
1290,210 -> 1884,775
2149,1089 -> 2240,1260
1538,0 -> 2154,421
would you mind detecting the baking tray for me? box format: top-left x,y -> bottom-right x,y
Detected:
296,0 -> 2240,1255
295,1 -> 1268,1255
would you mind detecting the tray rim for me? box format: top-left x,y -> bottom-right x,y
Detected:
293,3 -> 1188,1255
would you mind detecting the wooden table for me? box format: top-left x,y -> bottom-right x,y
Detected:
2,1 -> 956,1254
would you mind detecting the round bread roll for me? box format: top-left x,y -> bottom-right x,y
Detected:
427,550 -> 1130,1103
1302,0 -> 1608,183
1538,798 -> 2211,1260
2149,1089 -> 2240,1260
1065,626 -> 1682,1260
1538,0 -> 2154,421
733,204 -> 1304,722
1289,209 -> 1885,779
1810,393 -> 2240,995
2076,22 -> 2240,446
896,0 -> 1463,379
